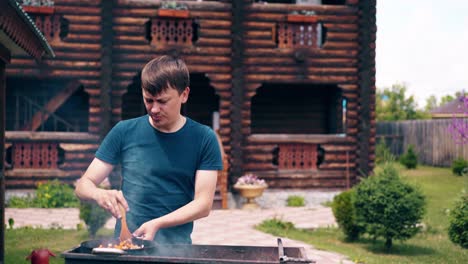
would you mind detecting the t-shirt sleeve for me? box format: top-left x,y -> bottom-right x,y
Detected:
198,128 -> 223,171
95,121 -> 124,165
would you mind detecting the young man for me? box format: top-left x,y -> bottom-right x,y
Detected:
75,55 -> 223,244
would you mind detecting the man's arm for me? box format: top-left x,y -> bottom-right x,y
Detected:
133,170 -> 218,240
75,157 -> 128,218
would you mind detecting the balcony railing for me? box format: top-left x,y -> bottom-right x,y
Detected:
10,95 -> 79,132
11,142 -> 59,169
278,143 -> 317,169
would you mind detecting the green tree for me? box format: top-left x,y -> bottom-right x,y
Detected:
355,163 -> 426,250
376,83 -> 428,121
425,95 -> 438,111
440,95 -> 455,106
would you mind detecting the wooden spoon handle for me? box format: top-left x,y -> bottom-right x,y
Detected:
119,204 -> 133,241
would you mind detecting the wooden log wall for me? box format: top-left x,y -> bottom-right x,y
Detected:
241,1 -> 363,188
5,0 -> 103,187
7,0 -> 103,134
4,0 -> 377,190
111,0 -> 233,159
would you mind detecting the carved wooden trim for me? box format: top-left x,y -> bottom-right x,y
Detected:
12,142 -> 58,169
278,143 -> 318,170
277,22 -> 321,49
150,18 -> 194,47
0,1 -> 46,59
31,14 -> 61,43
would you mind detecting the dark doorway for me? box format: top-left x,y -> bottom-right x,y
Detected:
121,73 -> 219,128
5,78 -> 89,132
251,84 -> 343,134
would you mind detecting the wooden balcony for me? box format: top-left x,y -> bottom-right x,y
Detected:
245,134 -> 354,188
4,132 -> 99,188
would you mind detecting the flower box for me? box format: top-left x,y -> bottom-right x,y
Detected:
287,14 -> 318,23
22,6 -> 55,15
157,9 -> 190,19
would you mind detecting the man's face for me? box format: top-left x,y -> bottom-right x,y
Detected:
142,86 -> 189,131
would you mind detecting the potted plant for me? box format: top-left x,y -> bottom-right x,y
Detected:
21,0 -> 55,15
233,173 -> 268,209
157,1 -> 190,19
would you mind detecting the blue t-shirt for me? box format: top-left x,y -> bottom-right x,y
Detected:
95,116 -> 223,244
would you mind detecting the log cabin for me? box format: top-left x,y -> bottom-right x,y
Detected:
4,0 -> 376,209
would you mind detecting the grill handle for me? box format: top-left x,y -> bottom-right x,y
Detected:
277,238 -> 315,264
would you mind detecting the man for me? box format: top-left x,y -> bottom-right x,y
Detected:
75,55 -> 223,244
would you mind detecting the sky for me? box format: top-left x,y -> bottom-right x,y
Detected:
376,0 -> 468,109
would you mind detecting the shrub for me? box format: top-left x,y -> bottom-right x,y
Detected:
355,163 -> 426,249
35,180 -> 80,208
451,158 -> 468,176
448,195 -> 468,248
400,145 -> 418,169
331,189 -> 363,241
79,202 -> 111,237
6,180 -> 79,208
375,138 -> 395,164
286,195 -> 306,207
258,218 -> 295,231
6,194 -> 36,208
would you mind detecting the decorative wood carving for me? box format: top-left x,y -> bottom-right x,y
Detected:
150,18 -> 193,47
13,143 -> 58,169
0,1 -> 47,59
33,14 -> 61,43
278,143 -> 317,170
277,22 -> 320,49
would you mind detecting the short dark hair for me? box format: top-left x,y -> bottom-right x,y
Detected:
141,55 -> 190,95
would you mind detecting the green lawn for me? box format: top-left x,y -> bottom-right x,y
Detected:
257,165 -> 468,264
5,165 -> 466,264
5,228 -> 113,264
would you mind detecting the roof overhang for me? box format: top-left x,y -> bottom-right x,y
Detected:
0,0 -> 55,61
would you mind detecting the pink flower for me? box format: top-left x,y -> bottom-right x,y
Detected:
235,173 -> 267,186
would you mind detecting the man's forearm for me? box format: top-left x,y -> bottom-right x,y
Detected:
75,177 -> 101,202
153,197 -> 212,229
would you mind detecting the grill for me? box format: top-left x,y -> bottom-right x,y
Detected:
61,238 -> 315,264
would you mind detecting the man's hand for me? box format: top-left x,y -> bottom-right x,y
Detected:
132,219 -> 161,241
94,189 -> 128,218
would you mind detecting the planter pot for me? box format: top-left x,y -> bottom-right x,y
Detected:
22,6 -> 55,15
157,9 -> 190,19
287,14 -> 318,23
233,184 -> 267,209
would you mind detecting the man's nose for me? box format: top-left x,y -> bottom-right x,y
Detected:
150,103 -> 160,113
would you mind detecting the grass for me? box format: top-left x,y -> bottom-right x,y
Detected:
257,165 -> 468,264
5,227 -> 113,264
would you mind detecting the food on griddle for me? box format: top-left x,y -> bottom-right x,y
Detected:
99,239 -> 143,250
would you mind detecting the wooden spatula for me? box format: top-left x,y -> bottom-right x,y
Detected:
119,204 -> 133,242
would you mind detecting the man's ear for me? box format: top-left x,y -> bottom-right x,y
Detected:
181,87 -> 190,103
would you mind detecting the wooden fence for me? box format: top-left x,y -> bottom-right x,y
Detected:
376,119 -> 468,167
